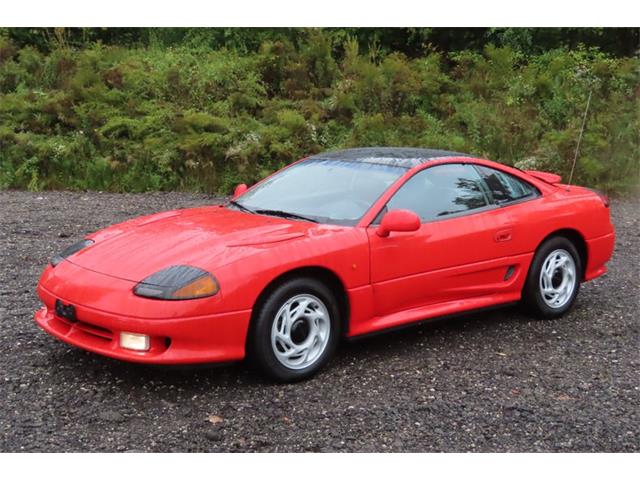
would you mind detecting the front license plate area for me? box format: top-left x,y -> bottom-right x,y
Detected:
55,299 -> 77,323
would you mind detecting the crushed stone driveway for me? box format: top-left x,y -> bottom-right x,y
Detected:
0,191 -> 638,452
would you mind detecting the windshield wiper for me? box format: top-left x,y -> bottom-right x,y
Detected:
254,209 -> 319,223
227,200 -> 255,214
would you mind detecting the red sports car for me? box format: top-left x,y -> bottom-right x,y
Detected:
35,148 -> 615,381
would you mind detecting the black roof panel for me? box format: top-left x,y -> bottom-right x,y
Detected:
308,147 -> 471,168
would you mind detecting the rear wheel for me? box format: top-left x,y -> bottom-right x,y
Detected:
523,236 -> 582,318
248,277 -> 340,382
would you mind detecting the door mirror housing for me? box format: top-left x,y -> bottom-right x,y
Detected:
233,183 -> 248,199
376,209 -> 421,237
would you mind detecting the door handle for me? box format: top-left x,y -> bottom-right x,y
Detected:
494,229 -> 512,242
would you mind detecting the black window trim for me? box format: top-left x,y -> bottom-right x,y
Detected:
471,164 -> 541,208
369,162 -> 500,226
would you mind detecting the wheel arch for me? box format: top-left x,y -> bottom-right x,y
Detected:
536,228 -> 588,279
246,266 -> 350,346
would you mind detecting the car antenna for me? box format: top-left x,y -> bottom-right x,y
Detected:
566,89 -> 592,191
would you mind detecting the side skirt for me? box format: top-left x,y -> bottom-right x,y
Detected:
346,300 -> 520,342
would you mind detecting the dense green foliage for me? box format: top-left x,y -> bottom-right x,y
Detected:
0,29 -> 638,194
4,27 -> 639,58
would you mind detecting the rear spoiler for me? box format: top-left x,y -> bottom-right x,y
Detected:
525,170 -> 562,185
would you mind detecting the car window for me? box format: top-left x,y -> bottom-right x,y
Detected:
475,165 -> 538,204
383,164 -> 490,222
237,159 -> 406,225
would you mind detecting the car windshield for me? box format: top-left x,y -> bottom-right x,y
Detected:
232,158 -> 406,225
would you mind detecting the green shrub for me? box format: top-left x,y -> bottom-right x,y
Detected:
0,37 -> 637,195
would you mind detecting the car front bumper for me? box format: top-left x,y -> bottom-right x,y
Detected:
35,282 -> 252,365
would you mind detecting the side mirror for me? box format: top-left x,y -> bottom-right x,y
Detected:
233,183 -> 248,199
376,209 -> 421,237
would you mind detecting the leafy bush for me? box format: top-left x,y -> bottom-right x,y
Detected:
0,35 -> 638,195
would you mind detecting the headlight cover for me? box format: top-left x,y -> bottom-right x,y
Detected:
51,239 -> 94,266
133,265 -> 219,300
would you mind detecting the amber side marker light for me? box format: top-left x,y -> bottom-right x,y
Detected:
171,275 -> 219,299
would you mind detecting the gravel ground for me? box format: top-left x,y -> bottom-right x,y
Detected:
0,191 -> 638,452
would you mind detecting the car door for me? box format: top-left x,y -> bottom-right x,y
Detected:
473,164 -> 542,256
367,163 -> 515,317
472,163 -> 545,275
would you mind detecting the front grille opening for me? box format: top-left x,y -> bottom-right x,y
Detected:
76,321 -> 113,341
55,312 -> 114,342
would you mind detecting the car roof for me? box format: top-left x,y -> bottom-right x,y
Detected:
307,147 -> 471,169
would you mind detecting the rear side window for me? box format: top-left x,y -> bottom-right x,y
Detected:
384,163 -> 489,222
475,165 -> 538,204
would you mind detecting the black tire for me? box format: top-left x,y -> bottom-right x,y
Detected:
522,236 -> 582,318
247,277 -> 341,382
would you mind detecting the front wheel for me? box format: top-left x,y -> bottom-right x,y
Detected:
522,236 -> 582,318
248,277 -> 341,382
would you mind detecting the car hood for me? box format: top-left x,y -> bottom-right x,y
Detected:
65,205 -> 311,282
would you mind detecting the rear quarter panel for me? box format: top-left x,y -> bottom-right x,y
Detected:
500,186 -> 614,280
460,159 -> 614,255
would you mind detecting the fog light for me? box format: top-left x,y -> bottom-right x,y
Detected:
120,332 -> 150,351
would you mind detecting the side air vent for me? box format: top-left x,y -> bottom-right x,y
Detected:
504,265 -> 516,281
